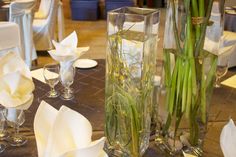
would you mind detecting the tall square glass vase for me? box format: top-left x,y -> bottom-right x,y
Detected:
155,0 -> 225,156
105,7 -> 160,157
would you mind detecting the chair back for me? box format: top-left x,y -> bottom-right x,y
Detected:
33,0 -> 60,50
37,0 -> 52,18
9,0 -> 36,68
0,22 -> 21,56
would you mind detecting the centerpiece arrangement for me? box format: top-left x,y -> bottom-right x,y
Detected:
156,0 -> 225,156
105,7 -> 160,157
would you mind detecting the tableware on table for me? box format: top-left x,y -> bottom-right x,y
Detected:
215,60 -> 228,88
0,108 -> 7,153
60,65 -> 75,100
34,101 -> 106,157
220,119 -> 236,157
0,108 -> 8,140
73,59 -> 98,69
5,108 -> 27,146
221,74 -> 236,89
43,63 -> 60,98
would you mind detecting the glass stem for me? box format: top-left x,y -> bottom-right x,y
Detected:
15,124 -> 19,137
51,87 -> 55,93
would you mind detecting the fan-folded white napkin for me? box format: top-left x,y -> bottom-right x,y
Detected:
0,71 -> 34,109
48,31 -> 89,63
220,119 -> 236,157
34,101 -> 106,157
0,51 -> 32,79
48,31 -> 89,83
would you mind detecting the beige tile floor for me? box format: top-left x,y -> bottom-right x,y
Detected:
36,8 -> 166,68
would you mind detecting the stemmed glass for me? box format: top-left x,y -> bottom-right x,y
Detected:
215,61 -> 228,88
43,63 -> 60,98
60,65 -> 75,100
5,108 -> 27,146
0,108 -> 7,153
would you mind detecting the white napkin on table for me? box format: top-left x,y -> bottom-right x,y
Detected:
34,101 -> 106,157
0,71 -> 34,109
48,31 -> 89,63
220,119 -> 236,157
221,75 -> 236,88
0,51 -> 32,80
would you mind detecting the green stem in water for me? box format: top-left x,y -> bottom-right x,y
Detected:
195,0 -> 214,57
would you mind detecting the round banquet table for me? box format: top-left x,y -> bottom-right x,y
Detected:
224,9 -> 236,32
0,59 -> 236,157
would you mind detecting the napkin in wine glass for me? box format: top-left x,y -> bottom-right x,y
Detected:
0,71 -> 34,110
34,101 -> 106,157
48,31 -> 89,63
220,119 -> 236,157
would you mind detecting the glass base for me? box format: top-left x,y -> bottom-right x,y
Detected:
46,90 -> 59,98
105,146 -> 129,157
155,136 -> 203,157
60,92 -> 74,100
0,143 -> 6,153
7,135 -> 27,147
214,83 -> 221,88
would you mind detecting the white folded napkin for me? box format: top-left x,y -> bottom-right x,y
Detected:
221,75 -> 236,88
30,68 -> 46,83
0,71 -> 34,109
48,31 -> 89,63
220,119 -> 236,157
34,101 -> 106,157
31,68 -> 59,84
0,51 -> 32,80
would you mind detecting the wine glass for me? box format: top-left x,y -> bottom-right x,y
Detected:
5,108 -> 27,146
215,60 -> 228,88
0,108 -> 7,153
43,63 -> 60,98
60,65 -> 75,100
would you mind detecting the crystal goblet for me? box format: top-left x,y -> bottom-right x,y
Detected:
60,65 -> 75,100
0,108 -> 7,153
43,63 -> 60,98
215,61 -> 228,88
5,108 -> 27,146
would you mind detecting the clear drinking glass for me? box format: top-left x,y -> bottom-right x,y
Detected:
0,108 -> 7,153
5,108 -> 27,146
43,63 -> 60,98
215,61 -> 228,88
60,65 -> 75,100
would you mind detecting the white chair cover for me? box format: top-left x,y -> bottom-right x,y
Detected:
9,0 -> 37,68
204,1 -> 236,68
33,0 -> 61,50
221,31 -> 236,68
57,1 -> 64,42
34,0 -> 51,19
0,22 -> 21,57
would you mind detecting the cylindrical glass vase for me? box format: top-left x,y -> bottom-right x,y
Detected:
155,0 -> 224,156
105,7 -> 160,157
